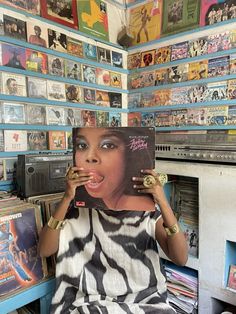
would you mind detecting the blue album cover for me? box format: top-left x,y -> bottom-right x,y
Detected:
83,43 -> 97,61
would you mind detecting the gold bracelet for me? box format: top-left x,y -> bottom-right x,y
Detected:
163,223 -> 180,236
47,216 -> 67,230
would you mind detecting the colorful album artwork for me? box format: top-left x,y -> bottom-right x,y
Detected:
83,43 -> 97,61
0,0 -> 40,14
26,104 -> 47,125
97,47 -> 111,64
110,72 -> 122,88
128,0 -> 162,45
155,46 -> 171,64
77,0 -> 109,41
41,0 -> 78,29
27,20 -> 48,48
83,88 -> 96,104
171,41 -> 189,61
162,0 -> 200,36
3,15 -> 27,41
227,264 -> 236,290
141,112 -> 155,127
109,112 -> 121,127
26,49 -> 48,74
96,111 -> 109,127
96,68 -> 110,86
81,110 -> 96,127
65,84 -> 83,103
206,105 -> 228,125
200,0 -> 236,26
27,131 -> 47,151
73,127 -> 155,211
65,60 -> 82,80
48,130 -> 66,150
47,81 -> 66,102
0,13 -> 4,35
155,110 -> 172,127
2,44 -> 26,70
127,52 -> 141,70
48,29 -> 67,53
96,90 -> 110,107
67,37 -> 83,58
140,49 -> 156,67
188,37 -> 208,57
128,93 -> 142,109
228,105 -> 236,125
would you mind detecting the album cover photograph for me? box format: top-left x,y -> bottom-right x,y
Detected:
27,21 -> 48,48
187,108 -> 207,126
46,106 -> 65,125
48,29 -> 67,53
127,112 -> 141,127
228,105 -> 236,125
109,112 -> 121,127
141,112 -> 155,127
0,0 -> 40,14
207,32 -> 230,54
26,104 -> 47,125
96,90 -> 110,107
3,102 -> 25,124
206,105 -> 228,125
155,110 -> 172,127
155,46 -> 171,64
128,93 -> 141,109
171,41 -> 189,61
155,68 -> 169,86
141,92 -> 155,107
2,72 -> 27,96
67,37 -> 83,58
72,127 -> 155,211
0,13 -> 3,35
27,131 -> 48,151
205,81 -> 227,101
96,68 -> 110,86
41,0 -> 78,29
25,49 -> 48,74
153,89 -> 171,106
188,37 -> 208,57
81,110 -> 96,127
168,64 -> 189,83
47,80 -> 66,102
110,72 -> 122,88
97,47 -> 111,64
188,60 -> 208,81
171,86 -> 190,105
3,15 -> 27,41
27,77 -> 47,99
141,71 -> 155,88
171,108 -> 188,127
127,52 -> 141,70
207,56 -> 230,78
65,107 -> 81,126
227,79 -> 236,99
108,92 -> 122,108
2,157 -> 16,181
65,84 -> 83,103
83,43 -> 97,61
140,49 -> 155,67
83,88 -> 96,104
111,51 -> 123,68
82,65 -> 96,84
48,130 -> 66,150
95,111 -> 109,127
65,60 -> 82,80
188,84 -> 207,103
230,54 -> 236,74
48,55 -> 64,77
4,130 -> 27,152
227,264 -> 236,290
2,43 -> 26,70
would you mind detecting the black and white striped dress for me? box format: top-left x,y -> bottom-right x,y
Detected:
50,207 -> 176,314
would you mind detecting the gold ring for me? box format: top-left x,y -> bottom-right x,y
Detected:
143,175 -> 157,188
158,173 -> 168,186
66,167 -> 79,180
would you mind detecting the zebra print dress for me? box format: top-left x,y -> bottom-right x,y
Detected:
50,206 -> 176,314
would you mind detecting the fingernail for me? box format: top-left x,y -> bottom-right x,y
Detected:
140,169 -> 143,173
133,185 -> 136,188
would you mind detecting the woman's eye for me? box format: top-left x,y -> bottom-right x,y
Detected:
101,142 -> 116,149
76,143 -> 87,150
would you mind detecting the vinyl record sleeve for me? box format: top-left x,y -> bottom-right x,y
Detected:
73,127 -> 155,211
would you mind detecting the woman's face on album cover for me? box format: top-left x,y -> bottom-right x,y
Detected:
75,128 -> 126,201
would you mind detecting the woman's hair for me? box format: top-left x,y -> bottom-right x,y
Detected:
72,127 -> 155,209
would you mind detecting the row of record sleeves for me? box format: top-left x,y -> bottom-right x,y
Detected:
0,11 -> 123,68
128,29 -> 236,69
0,71 -> 123,108
0,42 -> 124,89
128,80 -> 236,108
129,53 -> 236,90
128,104 -> 236,128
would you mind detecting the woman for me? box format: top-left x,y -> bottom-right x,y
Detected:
39,128 -> 188,314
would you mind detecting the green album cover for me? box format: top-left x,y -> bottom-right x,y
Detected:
161,0 -> 200,37
77,0 -> 109,41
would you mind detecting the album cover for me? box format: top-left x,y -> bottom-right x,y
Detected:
171,41 -> 188,61
127,52 -> 141,70
3,15 -> 27,41
46,106 -> 65,125
228,105 -> 236,125
3,102 -> 25,124
162,0 -> 200,36
97,47 -> 111,64
141,92 -> 155,107
111,51 -> 123,68
128,73 -> 143,89
83,43 -> 97,61
2,72 -> 27,96
110,72 -> 122,88
0,204 -> 46,297
155,46 -> 171,64
171,108 -> 188,127
27,77 -> 47,99
0,0 -> 40,14
141,112 -> 155,127
48,130 -> 66,150
155,68 -> 169,86
227,264 -> 236,290
227,79 -> 236,99
27,131 -> 47,151
188,37 -> 208,57
207,32 -> 230,54
26,104 -> 47,125
128,1 -> 162,45
0,159 -> 4,180
153,89 -> 171,106
0,12 -> 3,36
200,0 -> 236,26
4,130 -> 27,151
178,216 -> 198,257
83,88 -> 96,104
168,64 -> 189,83
108,92 -> 122,108
65,107 -> 81,126
155,110 -> 172,127
82,65 -> 96,84
2,43 -> 26,70
27,20 -> 48,48
188,84 -> 207,103
73,127 -> 155,211
48,55 -> 64,77
48,29 -> 67,53
96,111 -> 109,127
140,49 -> 156,67
25,49 -> 47,74
230,54 -> 236,74
128,93 -> 142,109
141,71 -> 155,88
65,84 -> 83,103
41,0 -> 78,29
66,131 -> 73,149
81,110 -> 96,127
96,90 -> 110,107
127,112 -> 141,127
47,80 -> 66,102
230,29 -> 236,48
205,81 -> 227,101
109,112 -> 121,127
207,56 -> 229,77
206,105 -> 228,125
0,130 -> 3,151
67,37 -> 83,58
3,157 -> 16,181
77,0 -> 109,41
65,60 -> 81,81
187,108 -> 207,126
96,68 -> 110,86
188,60 -> 208,81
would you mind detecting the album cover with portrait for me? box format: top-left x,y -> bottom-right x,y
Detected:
2,43 -> 26,70
73,127 -> 156,211
0,0 -> 40,14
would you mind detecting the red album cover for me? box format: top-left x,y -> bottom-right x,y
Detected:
227,264 -> 236,290
73,127 -> 155,211
40,0 -> 78,29
0,205 -> 45,297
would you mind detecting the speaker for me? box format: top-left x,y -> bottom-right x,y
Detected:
117,26 -> 133,48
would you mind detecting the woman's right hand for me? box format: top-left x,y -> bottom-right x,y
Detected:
64,167 -> 93,201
